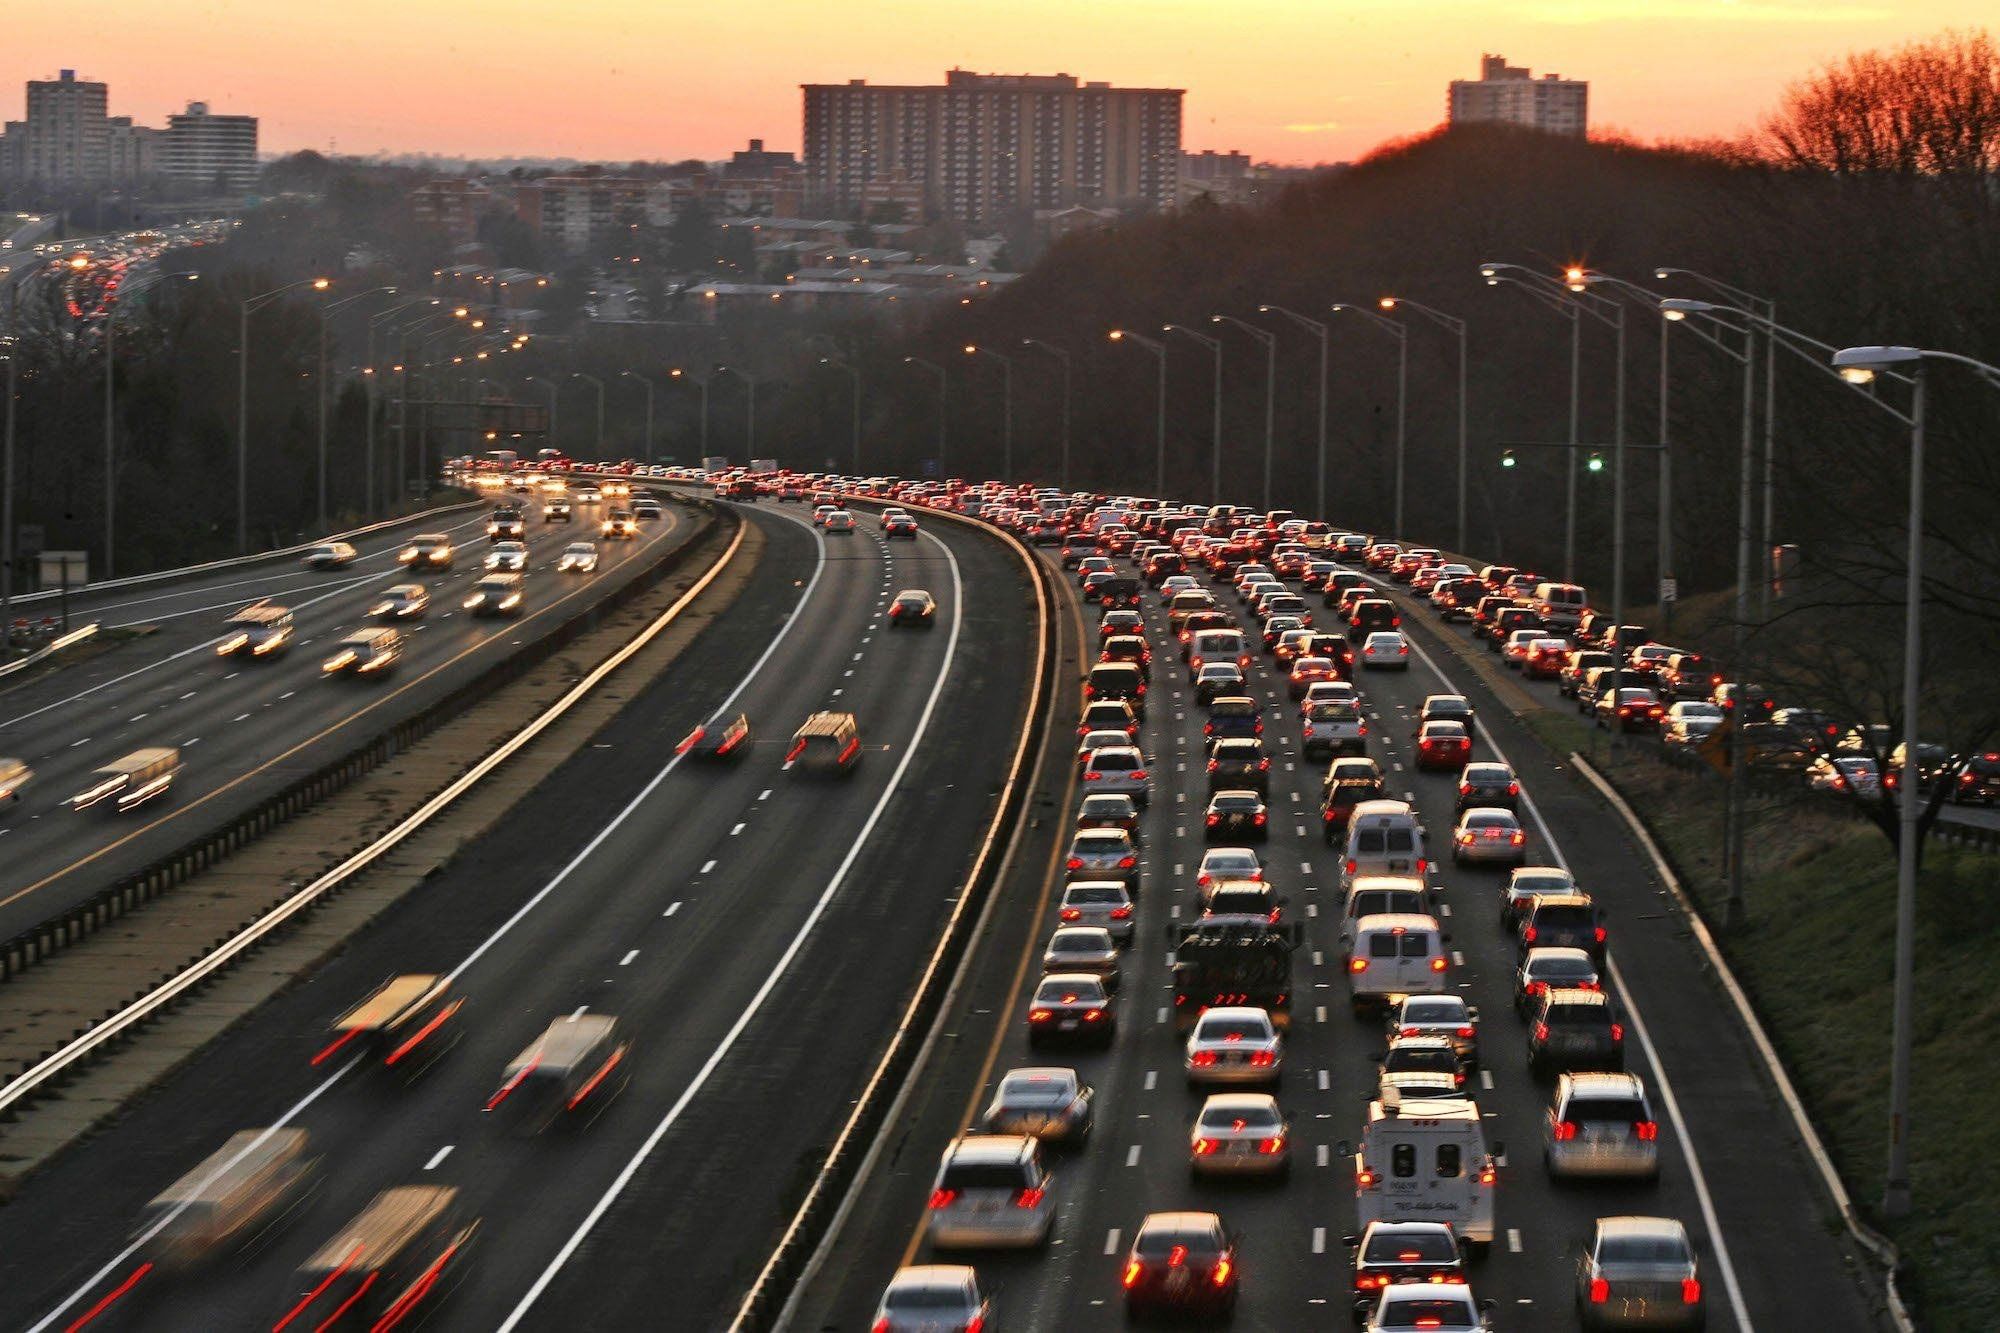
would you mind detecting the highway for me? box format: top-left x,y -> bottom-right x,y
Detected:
0,493 -> 690,940
786,536 -> 1878,1331
0,498 -> 1040,1331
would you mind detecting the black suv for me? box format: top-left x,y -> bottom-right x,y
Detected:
1206,738 -> 1269,795
1516,892 -> 1606,962
1527,988 -> 1624,1076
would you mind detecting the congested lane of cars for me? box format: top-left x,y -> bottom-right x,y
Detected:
0,487 -> 680,943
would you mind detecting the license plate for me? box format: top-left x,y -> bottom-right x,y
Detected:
1390,860 -> 1410,871
1058,1019 -> 1079,1031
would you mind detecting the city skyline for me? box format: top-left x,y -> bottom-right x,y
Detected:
3,0 -> 1988,165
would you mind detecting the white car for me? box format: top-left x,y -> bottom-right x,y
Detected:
1081,745 -> 1149,804
1184,1006 -> 1282,1086
923,1136 -> 1055,1250
557,541 -> 599,573
872,1266 -> 994,1333
1190,1092 -> 1291,1177
1195,846 -> 1264,890
1807,755 -> 1880,798
1363,1282 -> 1489,1333
302,540 -> 358,569
1059,881 -> 1135,944
1300,680 -> 1359,711
1452,807 -> 1527,867
1360,630 -> 1410,669
485,541 -> 529,571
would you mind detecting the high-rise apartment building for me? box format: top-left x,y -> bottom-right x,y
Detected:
1448,55 -> 1588,138
18,70 -> 110,187
106,116 -> 160,183
524,175 -> 648,253
802,70 -> 1182,222
160,101 -> 260,194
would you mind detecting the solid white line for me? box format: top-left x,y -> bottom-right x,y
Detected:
496,524 -> 963,1331
424,1144 -> 455,1171
1396,623 -> 1754,1332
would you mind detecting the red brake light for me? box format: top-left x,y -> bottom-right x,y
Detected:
1636,1120 -> 1659,1141
928,1188 -> 958,1209
1611,1023 -> 1625,1042
1553,1120 -> 1579,1141
1060,908 -> 1081,921
1523,926 -> 1538,942
1118,856 -> 1136,869
1110,905 -> 1132,919
1589,1278 -> 1610,1303
1534,1022 -> 1550,1042
1212,1256 -> 1233,1286
1014,1187 -> 1045,1208
1066,857 -> 1083,870
1123,1260 -> 1144,1288
1349,957 -> 1368,973
1595,925 -> 1608,943
1190,1050 -> 1218,1066
1682,1278 -> 1702,1305
1456,1025 -> 1476,1038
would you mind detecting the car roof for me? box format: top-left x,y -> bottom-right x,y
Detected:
1561,1071 -> 1645,1097
1594,1215 -> 1690,1242
301,1186 -> 457,1274
1354,913 -> 1442,933
943,1134 -> 1037,1164
335,974 -> 447,1031
1199,1092 -> 1279,1113
886,1264 -> 978,1288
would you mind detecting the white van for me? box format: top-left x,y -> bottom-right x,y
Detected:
1532,582 -> 1588,632
1346,913 -> 1449,1015
1343,1094 -> 1500,1256
1337,876 -> 1430,949
1341,800 -> 1428,886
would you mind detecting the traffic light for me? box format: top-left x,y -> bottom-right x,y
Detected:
1586,451 -> 1606,473
1501,449 -> 1517,469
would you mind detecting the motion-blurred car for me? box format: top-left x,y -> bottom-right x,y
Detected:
1189,1092 -> 1290,1177
889,588 -> 937,627
484,540 -> 529,571
463,573 -> 524,617
557,541 -> 599,573
1576,1216 -> 1705,1330
215,603 -> 293,658
370,583 -> 429,619
870,1266 -> 993,1333
676,711 -> 751,760
483,1013 -> 631,1128
398,533 -> 454,568
281,1187 -> 479,1329
1042,926 -> 1122,991
302,540 -> 358,569
1121,1212 -> 1239,1319
140,1129 -> 319,1272
601,509 -> 637,539
311,973 -> 463,1074
982,1067 -> 1095,1144
320,627 -> 401,678
1547,1072 -> 1661,1182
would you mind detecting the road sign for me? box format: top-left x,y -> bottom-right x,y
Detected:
1659,578 -> 1678,603
39,550 -> 87,588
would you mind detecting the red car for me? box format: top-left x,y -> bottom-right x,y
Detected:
1415,721 -> 1474,771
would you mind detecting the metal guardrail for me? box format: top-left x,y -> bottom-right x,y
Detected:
726,495 -> 1059,1332
0,503 -> 737,1106
9,495 -> 485,606
0,623 -> 98,682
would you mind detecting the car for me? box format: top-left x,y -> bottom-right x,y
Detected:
1596,687 -> 1666,732
487,507 -> 526,540
1576,666 -> 1623,715
1027,972 -> 1116,1048
1711,680 -> 1777,718
1337,876 -> 1429,949
676,711 -> 751,760
1954,750 -> 2000,805
1301,679 -> 1360,711
1042,926 -> 1122,992
1807,754 -> 1880,798
1515,946 -> 1602,1016
1085,661 -> 1148,717
1058,881 -> 1135,944
483,1013 -> 631,1128
1190,1092 -> 1290,1178
1065,827 -> 1141,889
889,588 -> 937,627
301,540 -> 359,570
787,710 -> 863,775
1204,790 -> 1270,843
1203,699 -> 1264,745
484,539 -> 529,571
1415,720 -> 1473,772
1528,988 -> 1625,1077
1206,737 -> 1270,795
1419,695 -> 1476,728
1078,698 -> 1140,740
1322,758 -> 1388,842
463,573 -> 525,617
549,540 -> 596,573
370,583 -> 429,619
1099,609 -> 1144,639
1185,1005 -> 1282,1086
543,498 -> 573,523
871,1265 -> 993,1333
1200,880 -> 1284,927
925,1135 -> 1057,1249
1576,1216 -> 1706,1330
283,1187 -> 479,1329
1289,655 -> 1341,698
1082,745 -> 1149,804
983,1066 -> 1095,1149
1121,1211 -> 1239,1319
398,533 -> 454,568
1662,701 -> 1725,749
1456,762 -> 1518,813
1193,661 -> 1246,704
632,498 -> 663,520
574,485 -> 603,504
601,510 -> 638,539
1388,993 -> 1481,1067
1517,891 -> 1607,961
1346,1221 -> 1465,1309
138,1128 -> 319,1273
1360,630 -> 1410,669
1078,728 -> 1138,772
1501,865 -> 1578,928
1196,846 -> 1265,890
1501,628 -> 1546,668
312,973 -> 463,1074
1076,792 -> 1140,834
1378,1034 -> 1471,1098
1452,807 -> 1526,867
1485,606 -> 1544,649
824,510 -> 857,534
1100,634 -> 1153,677
1524,636 -> 1572,679
1561,650 -> 1617,698
215,602 -> 294,658
1361,1283 -> 1491,1333
1303,698 -> 1367,759
1547,1072 -> 1661,1182
882,512 -> 919,539
320,627 -> 401,677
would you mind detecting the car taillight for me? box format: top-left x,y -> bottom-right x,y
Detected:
1066,857 -> 1084,870
1118,856 -> 1137,869
1595,925 -> 1608,943
1349,957 -> 1367,973
1477,1163 -> 1497,1185
1636,1120 -> 1659,1141
1132,770 -> 1147,781
1534,1022 -> 1550,1042
1553,1120 -> 1579,1141
1430,956 -> 1448,972
1523,926 -> 1538,942
1110,905 -> 1132,919
1345,859 -> 1357,875
1589,1278 -> 1610,1303
1253,812 -> 1267,825
873,1318 -> 891,1333
1611,1023 -> 1625,1043
1456,1025 -> 1476,1038
1123,1261 -> 1144,1289
1212,1256 -> 1233,1286
1014,1187 -> 1045,1208
1508,783 -> 1520,795
1028,1008 -> 1052,1023
1682,1278 -> 1702,1304
1206,814 -> 1221,826
1357,1168 -> 1379,1188
1356,1273 -> 1388,1291
1249,1050 -> 1275,1066
1060,908 -> 1081,921
929,1189 -> 958,1209
1401,1025 -> 1422,1037
1510,831 -> 1526,846
1190,1050 -> 1217,1066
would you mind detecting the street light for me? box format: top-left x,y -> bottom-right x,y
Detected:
366,298 -> 441,512
903,357 -> 947,478
238,276 -> 330,552
1824,341 -> 2000,1221
668,367 -> 711,457
1378,296 -> 1468,552
963,344 -> 1014,481
621,372 -> 657,464
1210,315 -> 1277,512
102,270 -> 197,576
571,372 -> 605,458
1257,304 -> 1329,524
1479,266 -> 1583,578
1,288 -> 17,660
1330,302 -> 1409,541
817,356 -> 862,474
714,365 -> 757,458
317,286 -> 396,529
1108,329 -> 1167,498
1162,324 -> 1224,503
1021,339 -> 1073,493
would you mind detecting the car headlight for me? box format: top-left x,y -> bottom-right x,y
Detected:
216,634 -> 248,655
357,653 -> 391,672
501,594 -> 521,609
399,547 -> 418,561
322,650 -> 355,673
464,594 -> 485,609
252,635 -> 285,655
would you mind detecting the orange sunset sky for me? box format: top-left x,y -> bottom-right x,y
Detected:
4,1 -> 1988,164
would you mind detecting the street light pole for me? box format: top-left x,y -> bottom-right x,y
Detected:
1,285 -> 15,660
1163,325 -> 1223,504
903,357 -> 947,478
1377,297 -> 1469,552
715,366 -> 757,458
963,345 -> 1014,481
316,286 -> 395,530
817,357 -> 862,474
621,372 -> 657,464
1210,317 -> 1277,512
1021,339 -> 1073,493
1331,303 -> 1409,540
571,373 -> 605,458
1257,305 -> 1329,525
1108,330 -> 1167,498
102,270 -> 196,576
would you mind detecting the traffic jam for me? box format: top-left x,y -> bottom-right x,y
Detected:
831,480 -> 1720,1333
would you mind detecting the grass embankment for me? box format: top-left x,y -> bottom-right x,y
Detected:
1531,717 -> 1997,1329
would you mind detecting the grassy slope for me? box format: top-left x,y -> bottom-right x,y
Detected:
1531,718 -> 1996,1328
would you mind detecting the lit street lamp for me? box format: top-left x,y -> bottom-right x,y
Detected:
1108,329 -> 1168,498
1330,302 -> 1408,541
239,276 -> 330,552
1377,296 -> 1467,552
1162,324 -> 1224,503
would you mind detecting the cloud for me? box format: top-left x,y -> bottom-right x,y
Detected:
1518,0 -> 1893,22
1282,121 -> 1345,133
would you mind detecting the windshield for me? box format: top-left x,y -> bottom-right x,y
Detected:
1198,1105 -> 1280,1131
1195,1017 -> 1270,1041
1135,1228 -> 1223,1259
1599,1235 -> 1691,1265
1402,999 -> 1463,1023
1034,978 -> 1104,1002
1362,1230 -> 1458,1263
885,1287 -> 971,1312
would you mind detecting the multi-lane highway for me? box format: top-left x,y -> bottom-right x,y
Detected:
0,494 -> 690,940
787,532 -> 1878,1331
0,497 -> 1040,1331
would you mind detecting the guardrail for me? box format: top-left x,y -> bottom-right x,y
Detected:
0,623 -> 98,682
0,503 -> 735,1084
727,494 -> 1059,1332
9,493 -> 485,605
